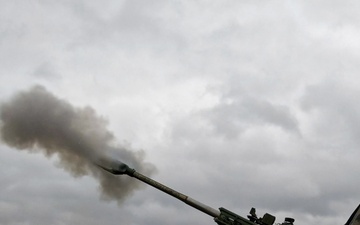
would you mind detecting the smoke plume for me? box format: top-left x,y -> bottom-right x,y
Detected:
0,85 -> 155,202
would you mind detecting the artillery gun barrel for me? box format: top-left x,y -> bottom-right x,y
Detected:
132,170 -> 221,218
98,160 -> 221,218
97,159 -> 304,225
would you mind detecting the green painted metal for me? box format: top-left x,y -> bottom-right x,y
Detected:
98,160 -> 293,225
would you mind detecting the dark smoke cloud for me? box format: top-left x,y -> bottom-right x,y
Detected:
0,85 -> 155,203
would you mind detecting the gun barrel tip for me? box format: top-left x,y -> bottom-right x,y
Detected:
95,158 -> 132,175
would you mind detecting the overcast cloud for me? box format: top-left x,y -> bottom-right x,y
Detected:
1,1 -> 359,225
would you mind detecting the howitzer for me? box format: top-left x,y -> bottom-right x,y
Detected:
97,159 -> 295,225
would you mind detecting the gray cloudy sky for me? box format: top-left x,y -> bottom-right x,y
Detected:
1,1 -> 359,225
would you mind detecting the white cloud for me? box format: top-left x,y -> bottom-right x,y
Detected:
1,1 -> 359,225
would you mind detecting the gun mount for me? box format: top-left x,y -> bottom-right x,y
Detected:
97,160 -> 294,225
